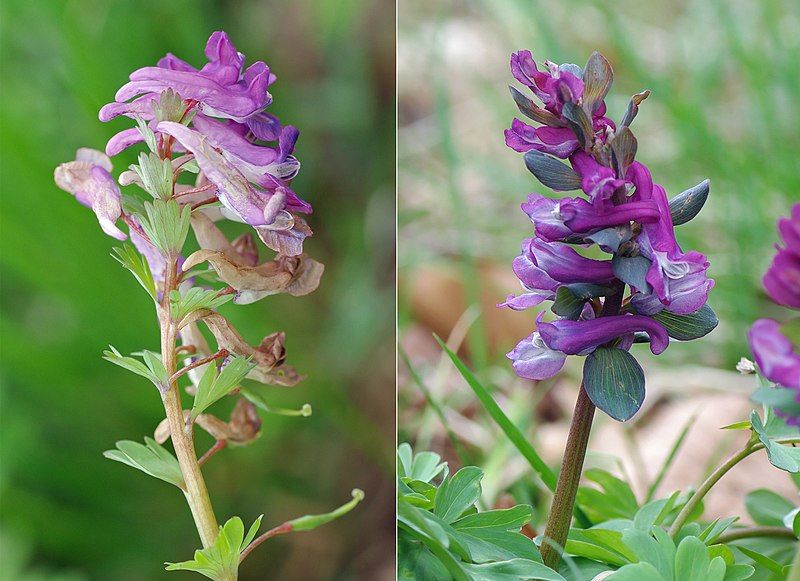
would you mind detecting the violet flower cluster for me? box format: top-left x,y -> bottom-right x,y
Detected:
748,204 -> 800,425
56,31 -> 311,261
501,51 -> 716,414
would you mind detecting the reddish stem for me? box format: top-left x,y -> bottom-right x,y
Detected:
239,522 -> 293,563
198,439 -> 228,467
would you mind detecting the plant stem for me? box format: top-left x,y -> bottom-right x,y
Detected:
715,526 -> 797,544
540,384 -> 596,568
668,442 -> 763,537
160,257 -> 219,548
239,522 -> 293,564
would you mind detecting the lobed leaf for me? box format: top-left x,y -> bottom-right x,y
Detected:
103,437 -> 184,489
111,245 -> 157,301
191,356 -> 255,420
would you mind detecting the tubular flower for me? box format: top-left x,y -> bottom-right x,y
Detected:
87,30 -> 313,256
748,204 -> 800,424
54,148 -> 126,240
501,50 -> 716,410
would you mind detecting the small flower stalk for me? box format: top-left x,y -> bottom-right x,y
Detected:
55,31 -> 361,579
501,50 -> 717,566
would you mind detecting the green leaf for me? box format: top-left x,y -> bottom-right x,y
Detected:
165,516 -> 251,579
436,337 -> 558,492
138,199 -> 191,256
191,356 -> 255,419
577,469 -> 639,523
103,437 -> 183,488
461,558 -> 565,581
751,410 -> 800,472
111,244 -> 157,301
669,179 -> 710,226
583,347 -> 645,422
134,116 -> 158,153
735,545 -> 784,575
102,346 -> 165,389
744,489 -> 795,527
752,385 -> 800,419
169,287 -> 233,323
132,152 -> 174,199
609,562 -> 664,580
288,488 -> 364,532
651,305 -> 719,341
434,466 -> 483,524
452,506 -> 532,533
242,515 -> 263,550
698,517 -> 738,544
397,443 -> 448,483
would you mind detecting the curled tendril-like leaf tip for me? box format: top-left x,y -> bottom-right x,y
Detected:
351,488 -> 365,502
301,403 -> 313,417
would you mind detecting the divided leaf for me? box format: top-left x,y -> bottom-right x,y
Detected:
103,346 -> 167,389
138,199 -> 191,256
191,356 -> 255,419
103,437 -> 184,489
111,244 -> 157,301
169,287 -> 233,323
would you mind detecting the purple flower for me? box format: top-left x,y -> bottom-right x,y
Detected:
514,237 -> 615,288
507,315 -> 568,380
763,204 -> 800,309
748,319 -> 800,390
633,184 -> 714,315
54,149 -> 126,241
107,31 -> 274,123
538,315 -> 669,356
156,121 -> 311,256
521,194 -> 660,242
504,119 -> 579,158
570,151 -> 626,205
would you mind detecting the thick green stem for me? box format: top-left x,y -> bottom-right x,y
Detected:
540,385 -> 596,568
160,257 -> 219,548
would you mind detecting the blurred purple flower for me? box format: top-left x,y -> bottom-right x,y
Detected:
54,149 -> 126,241
763,204 -> 800,309
748,319 -> 800,390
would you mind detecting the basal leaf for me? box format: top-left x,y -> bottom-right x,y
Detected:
434,466 -> 483,524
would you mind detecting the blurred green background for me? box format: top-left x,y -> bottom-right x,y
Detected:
0,0 -> 395,579
397,0 -> 799,534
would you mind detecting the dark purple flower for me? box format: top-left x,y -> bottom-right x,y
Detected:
763,204 -> 800,309
54,149 -> 126,241
570,151 -> 626,206
748,319 -> 800,389
504,119 -> 579,158
633,184 -> 714,314
514,237 -> 615,288
521,193 -> 660,242
538,315 -> 669,356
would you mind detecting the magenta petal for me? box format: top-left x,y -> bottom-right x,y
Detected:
538,315 -> 669,356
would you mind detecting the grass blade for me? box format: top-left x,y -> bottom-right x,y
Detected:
434,335 -> 557,491
646,412 -> 696,502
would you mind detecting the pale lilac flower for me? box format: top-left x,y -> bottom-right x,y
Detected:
54,149 -> 126,241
